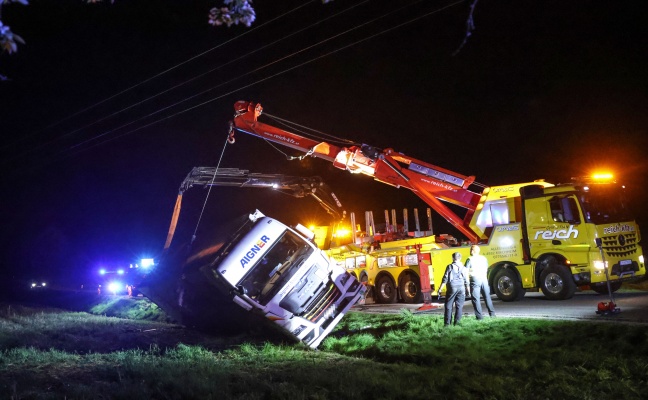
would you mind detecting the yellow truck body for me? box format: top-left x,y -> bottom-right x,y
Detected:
327,180 -> 645,303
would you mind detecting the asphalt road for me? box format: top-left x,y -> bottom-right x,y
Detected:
352,289 -> 648,324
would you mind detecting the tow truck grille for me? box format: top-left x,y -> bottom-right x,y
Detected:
302,281 -> 341,323
601,233 -> 639,258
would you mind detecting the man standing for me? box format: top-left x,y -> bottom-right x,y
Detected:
466,245 -> 496,319
438,252 -> 471,326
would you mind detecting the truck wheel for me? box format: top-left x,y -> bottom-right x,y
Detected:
540,264 -> 576,300
493,268 -> 526,302
399,273 -> 423,304
591,281 -> 622,295
375,275 -> 397,304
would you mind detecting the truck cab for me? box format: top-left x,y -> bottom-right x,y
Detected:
206,211 -> 366,348
475,181 -> 644,301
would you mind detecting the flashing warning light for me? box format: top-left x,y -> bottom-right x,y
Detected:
99,268 -> 107,275
117,269 -> 125,275
141,258 -> 155,268
592,173 -> 613,181
334,228 -> 351,237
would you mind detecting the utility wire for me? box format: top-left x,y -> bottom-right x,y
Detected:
1,0 -> 317,153
7,0 -> 370,162
49,0 -> 466,161
45,0 -> 316,130
54,0 -> 426,156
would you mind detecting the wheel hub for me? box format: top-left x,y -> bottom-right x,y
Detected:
544,272 -> 564,294
498,276 -> 513,296
403,282 -> 417,298
380,283 -> 393,297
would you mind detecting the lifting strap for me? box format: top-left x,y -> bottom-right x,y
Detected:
163,192 -> 183,251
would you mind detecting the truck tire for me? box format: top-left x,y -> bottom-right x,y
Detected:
591,281 -> 622,295
540,264 -> 576,300
399,273 -> 423,304
493,268 -> 526,302
375,275 -> 397,304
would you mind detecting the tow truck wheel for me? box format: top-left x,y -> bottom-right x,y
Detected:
540,264 -> 576,300
399,273 -> 423,304
591,281 -> 622,295
375,275 -> 397,304
493,268 -> 526,302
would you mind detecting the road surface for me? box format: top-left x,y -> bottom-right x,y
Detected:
352,289 -> 648,324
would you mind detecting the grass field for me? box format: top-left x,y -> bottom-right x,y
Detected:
1,294 -> 648,400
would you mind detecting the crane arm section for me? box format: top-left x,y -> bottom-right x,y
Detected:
180,167 -> 344,222
230,101 -> 484,242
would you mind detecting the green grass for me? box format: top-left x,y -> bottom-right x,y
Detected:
89,296 -> 170,321
1,301 -> 648,399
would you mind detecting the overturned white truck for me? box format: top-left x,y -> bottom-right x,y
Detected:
207,210 -> 365,348
140,168 -> 365,348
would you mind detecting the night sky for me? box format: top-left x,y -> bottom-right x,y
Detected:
1,0 -> 647,286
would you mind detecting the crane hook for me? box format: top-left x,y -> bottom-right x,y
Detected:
227,122 -> 236,144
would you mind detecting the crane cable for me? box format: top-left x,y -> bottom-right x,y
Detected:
264,113 -> 358,146
163,133 -> 232,251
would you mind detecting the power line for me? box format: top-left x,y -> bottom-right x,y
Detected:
59,0 -> 465,160
45,0 -> 317,130
1,0 -> 318,153
8,0 -> 371,162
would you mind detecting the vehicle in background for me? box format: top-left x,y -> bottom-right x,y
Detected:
29,281 -> 48,290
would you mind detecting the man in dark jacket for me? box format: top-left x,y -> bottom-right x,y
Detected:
438,252 -> 471,326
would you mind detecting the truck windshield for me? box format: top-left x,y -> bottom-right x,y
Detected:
579,185 -> 632,224
239,230 -> 314,306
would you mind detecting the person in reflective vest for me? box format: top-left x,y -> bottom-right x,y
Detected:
438,252 -> 471,326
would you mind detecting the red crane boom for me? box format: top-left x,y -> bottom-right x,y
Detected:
230,101 -> 485,242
